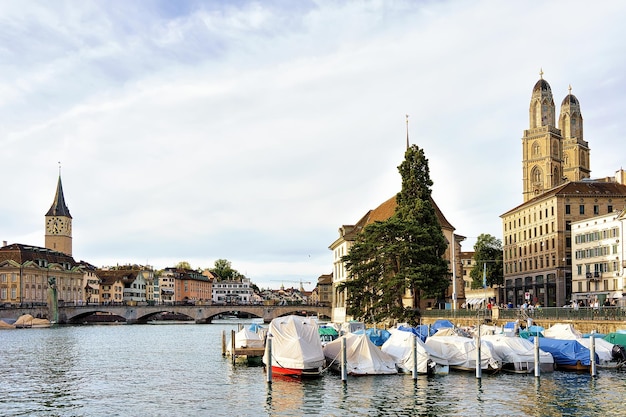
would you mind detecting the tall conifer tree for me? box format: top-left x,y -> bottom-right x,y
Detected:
342,145 -> 450,324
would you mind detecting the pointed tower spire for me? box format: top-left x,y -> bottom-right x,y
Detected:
46,167 -> 72,218
405,114 -> 410,150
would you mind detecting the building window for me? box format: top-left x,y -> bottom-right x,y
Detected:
579,205 -> 585,215
565,205 -> 571,215
593,205 -> 599,215
608,205 -> 613,213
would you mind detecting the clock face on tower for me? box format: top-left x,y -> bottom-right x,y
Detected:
46,217 -> 69,235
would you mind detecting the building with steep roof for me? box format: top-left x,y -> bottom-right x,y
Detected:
330,195 -> 464,323
501,73 -> 626,307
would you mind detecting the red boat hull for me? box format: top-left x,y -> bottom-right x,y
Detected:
270,366 -> 321,378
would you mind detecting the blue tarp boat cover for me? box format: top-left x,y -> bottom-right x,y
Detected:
249,323 -> 263,332
398,325 -> 429,342
529,337 -> 596,366
430,320 -> 455,336
363,328 -> 391,346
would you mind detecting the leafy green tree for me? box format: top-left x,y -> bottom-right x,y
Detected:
210,259 -> 243,281
342,144 -> 450,324
470,234 -> 503,289
176,261 -> 192,270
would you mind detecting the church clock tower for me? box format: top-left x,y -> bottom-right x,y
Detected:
522,71 -> 564,202
45,174 -> 73,256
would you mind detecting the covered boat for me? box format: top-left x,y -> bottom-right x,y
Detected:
229,327 -> 264,349
263,315 -> 324,377
14,314 -> 51,328
543,323 -> 583,339
544,323 -> 624,369
227,327 -> 265,365
0,319 -> 15,329
323,332 -> 398,375
482,334 -> 554,373
381,329 -> 449,375
425,335 -> 501,373
318,325 -> 339,346
604,331 -> 626,349
528,337 -> 597,371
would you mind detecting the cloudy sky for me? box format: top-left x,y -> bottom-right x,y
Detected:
2,1 -> 626,290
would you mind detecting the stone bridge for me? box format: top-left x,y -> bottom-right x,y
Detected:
0,304 -> 332,324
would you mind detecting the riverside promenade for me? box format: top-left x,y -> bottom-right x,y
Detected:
421,306 -> 626,334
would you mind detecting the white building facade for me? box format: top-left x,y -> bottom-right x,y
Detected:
571,209 -> 626,306
212,278 -> 253,304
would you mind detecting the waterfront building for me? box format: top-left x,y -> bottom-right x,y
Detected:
159,269 -> 176,304
0,243 -> 84,306
309,286 -> 319,305
162,267 -> 212,304
212,277 -> 253,304
329,195 -> 464,323
316,273 -> 332,307
571,209 -> 626,306
80,261 -> 101,304
97,270 -> 125,304
501,73 -> 626,308
460,251 -> 497,308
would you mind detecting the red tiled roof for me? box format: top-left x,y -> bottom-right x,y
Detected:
353,195 -> 455,232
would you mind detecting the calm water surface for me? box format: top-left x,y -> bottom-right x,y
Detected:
1,322 -> 625,416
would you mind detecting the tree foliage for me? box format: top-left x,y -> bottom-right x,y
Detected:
469,233 -> 503,288
341,144 -> 450,324
210,259 -> 243,281
176,261 -> 192,270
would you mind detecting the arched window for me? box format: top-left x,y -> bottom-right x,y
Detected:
553,167 -> 559,186
533,142 -> 540,156
532,167 -> 542,183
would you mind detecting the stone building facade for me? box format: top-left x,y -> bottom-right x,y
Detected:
502,74 -> 626,307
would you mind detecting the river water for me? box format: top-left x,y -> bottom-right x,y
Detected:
1,321 -> 625,417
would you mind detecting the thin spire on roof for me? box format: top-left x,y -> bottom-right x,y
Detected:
405,114 -> 409,150
568,84 -> 572,94
46,167 -> 72,218
539,68 -> 544,79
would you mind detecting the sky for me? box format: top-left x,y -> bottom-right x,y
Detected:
2,1 -> 626,291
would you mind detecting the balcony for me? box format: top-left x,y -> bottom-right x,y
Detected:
586,272 -> 601,281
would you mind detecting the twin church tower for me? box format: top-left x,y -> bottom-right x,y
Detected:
522,70 -> 590,202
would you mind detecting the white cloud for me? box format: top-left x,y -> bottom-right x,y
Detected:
2,0 -> 626,289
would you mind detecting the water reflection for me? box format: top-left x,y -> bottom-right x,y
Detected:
3,325 -> 626,417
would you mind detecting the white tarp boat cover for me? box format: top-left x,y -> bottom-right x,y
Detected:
323,332 -> 398,375
381,329 -> 449,374
576,338 -> 616,364
425,335 -> 501,371
263,315 -> 324,370
482,334 -> 554,366
543,323 -> 583,339
232,327 -> 264,349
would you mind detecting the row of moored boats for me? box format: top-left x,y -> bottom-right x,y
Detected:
228,315 -> 626,377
